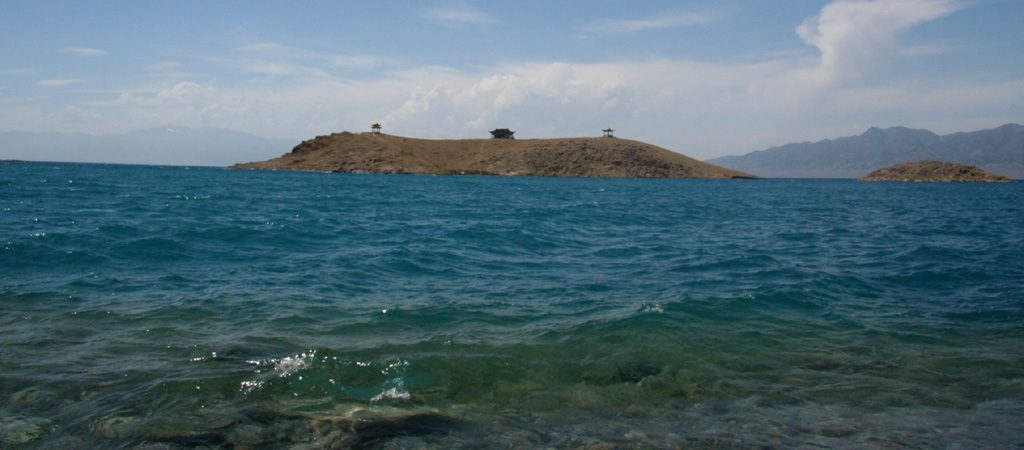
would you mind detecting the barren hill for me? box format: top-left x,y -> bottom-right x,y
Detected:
230,132 -> 756,179
859,161 -> 1014,182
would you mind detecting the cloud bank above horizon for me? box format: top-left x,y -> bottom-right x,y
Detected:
1,0 -> 1021,162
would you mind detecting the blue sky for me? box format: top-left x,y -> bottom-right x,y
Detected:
2,0 -> 1022,161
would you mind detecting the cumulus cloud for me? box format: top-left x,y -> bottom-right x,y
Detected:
383,63 -> 613,133
420,3 -> 496,27
378,59 -> 774,142
796,0 -> 964,86
60,47 -> 107,56
747,0 -> 965,113
44,46 -> 1020,160
16,0 -> 1009,160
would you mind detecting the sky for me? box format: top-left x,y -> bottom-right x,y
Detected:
1,0 -> 1023,161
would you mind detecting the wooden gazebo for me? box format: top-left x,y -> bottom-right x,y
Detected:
490,128 -> 515,139
371,123 -> 382,134
602,128 -> 615,138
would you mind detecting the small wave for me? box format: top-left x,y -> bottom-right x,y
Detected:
371,382 -> 412,403
3,165 -> 1023,449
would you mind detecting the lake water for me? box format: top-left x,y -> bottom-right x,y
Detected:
2,162 -> 1022,448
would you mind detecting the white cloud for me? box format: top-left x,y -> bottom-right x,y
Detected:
36,79 -> 87,87
420,3 -> 495,27
579,7 -> 730,36
83,45 -> 1019,157
746,0 -> 966,113
60,47 -> 107,57
54,106 -> 106,124
827,78 -> 1024,113
155,81 -> 215,104
234,42 -> 386,76
238,60 -> 330,78
796,0 -> 964,87
0,68 -> 35,76
104,81 -> 217,110
9,0 -> 1014,161
114,92 -> 154,107
377,59 -> 777,142
146,61 -> 184,71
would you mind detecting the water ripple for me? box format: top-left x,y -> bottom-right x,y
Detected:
1,164 -> 1022,448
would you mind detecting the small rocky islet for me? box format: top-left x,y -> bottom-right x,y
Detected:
230,131 -> 757,179
859,160 -> 1015,183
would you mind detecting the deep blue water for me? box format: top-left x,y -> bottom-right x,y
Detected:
2,162 -> 1023,448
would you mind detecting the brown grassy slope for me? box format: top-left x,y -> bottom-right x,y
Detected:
229,132 -> 757,179
859,160 -> 1015,182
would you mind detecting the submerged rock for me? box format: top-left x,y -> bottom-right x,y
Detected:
584,361 -> 665,385
0,412 -> 52,445
859,161 -> 1015,182
613,362 -> 664,383
340,411 -> 460,447
138,407 -> 461,449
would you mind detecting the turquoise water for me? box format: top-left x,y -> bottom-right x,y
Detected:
2,162 -> 1023,448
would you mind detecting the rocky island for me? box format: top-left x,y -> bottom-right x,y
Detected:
230,132 -> 756,179
859,160 -> 1015,183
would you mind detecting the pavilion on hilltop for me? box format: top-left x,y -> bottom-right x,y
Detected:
490,128 -> 515,139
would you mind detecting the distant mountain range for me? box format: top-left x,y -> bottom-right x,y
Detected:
707,123 -> 1024,179
0,127 -> 297,167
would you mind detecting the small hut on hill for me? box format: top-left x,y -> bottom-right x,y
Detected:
490,128 -> 515,139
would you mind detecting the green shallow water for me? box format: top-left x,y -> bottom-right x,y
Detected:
1,162 -> 1023,448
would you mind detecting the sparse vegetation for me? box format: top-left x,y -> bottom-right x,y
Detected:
231,132 -> 757,179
